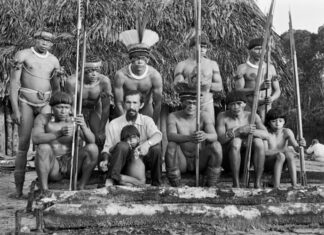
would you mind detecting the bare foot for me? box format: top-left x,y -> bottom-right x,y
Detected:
105,178 -> 114,187
8,192 -> 28,200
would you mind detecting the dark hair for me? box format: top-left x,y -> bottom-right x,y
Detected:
49,91 -> 73,106
265,108 -> 287,128
86,55 -> 101,63
225,91 -> 246,105
189,34 -> 209,48
248,37 -> 263,50
120,125 -> 140,141
312,139 -> 319,145
123,90 -> 144,104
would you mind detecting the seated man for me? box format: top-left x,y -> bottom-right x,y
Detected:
32,92 -> 98,193
165,91 -> 223,187
100,90 -> 162,186
216,92 -> 268,188
264,108 -> 306,188
306,139 -> 324,162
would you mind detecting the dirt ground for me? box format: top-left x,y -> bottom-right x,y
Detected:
0,159 -> 323,234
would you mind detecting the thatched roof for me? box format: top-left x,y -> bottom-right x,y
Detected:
0,0 -> 291,106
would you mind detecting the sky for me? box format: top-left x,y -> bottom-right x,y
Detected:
255,0 -> 324,35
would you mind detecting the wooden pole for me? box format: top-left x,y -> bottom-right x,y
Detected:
194,0 -> 201,187
264,34 -> 271,116
243,0 -> 275,188
289,11 -> 307,186
69,0 -> 88,191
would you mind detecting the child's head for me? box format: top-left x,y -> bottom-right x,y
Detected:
265,108 -> 286,130
121,125 -> 140,149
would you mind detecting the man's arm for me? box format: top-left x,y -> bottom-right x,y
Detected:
201,112 -> 218,142
50,57 -> 62,92
32,114 -> 62,144
216,112 -> 230,144
113,71 -> 125,117
167,113 -> 193,143
254,114 -> 269,139
77,114 -> 96,144
99,76 -> 112,130
152,70 -> 163,124
9,51 -> 24,125
210,61 -> 224,92
286,128 -> 306,150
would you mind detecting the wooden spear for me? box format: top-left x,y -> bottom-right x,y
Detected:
194,0 -> 202,187
242,0 -> 275,188
264,33 -> 272,116
289,10 -> 307,186
69,0 -> 83,191
69,0 -> 89,190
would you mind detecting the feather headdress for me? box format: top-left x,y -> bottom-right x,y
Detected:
119,7 -> 159,58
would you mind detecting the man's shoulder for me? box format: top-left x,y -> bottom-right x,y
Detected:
35,113 -> 51,123
98,74 -> 111,83
168,110 -> 183,119
14,48 -> 32,59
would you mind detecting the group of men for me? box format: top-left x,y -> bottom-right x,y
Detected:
9,27 -> 305,199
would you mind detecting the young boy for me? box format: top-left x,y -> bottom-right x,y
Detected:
117,125 -> 146,186
264,108 -> 306,188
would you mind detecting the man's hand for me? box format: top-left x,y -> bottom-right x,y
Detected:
298,137 -> 306,147
96,131 -> 106,146
193,131 -> 207,143
99,160 -> 108,172
264,96 -> 273,105
74,114 -> 87,128
237,124 -> 256,136
136,141 -> 150,156
12,110 -> 21,125
60,125 -> 74,136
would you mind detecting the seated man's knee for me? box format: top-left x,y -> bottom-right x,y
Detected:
166,142 -> 177,157
252,138 -> 264,150
36,144 -> 53,160
84,143 -> 99,160
230,138 -> 242,152
276,152 -> 286,163
115,141 -> 131,152
208,142 -> 223,158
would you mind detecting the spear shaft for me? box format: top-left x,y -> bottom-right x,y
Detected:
243,0 -> 275,187
69,0 -> 89,190
289,11 -> 307,186
194,0 -> 201,187
69,0 -> 83,191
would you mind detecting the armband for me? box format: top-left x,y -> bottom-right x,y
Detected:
10,60 -> 23,70
225,129 -> 235,139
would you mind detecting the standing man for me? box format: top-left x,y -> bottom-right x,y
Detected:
216,92 -> 268,188
9,29 -> 63,198
174,34 -> 224,123
165,90 -> 223,187
32,92 -> 98,193
233,37 -> 281,121
100,90 -> 162,186
65,55 -> 112,150
114,27 -> 163,124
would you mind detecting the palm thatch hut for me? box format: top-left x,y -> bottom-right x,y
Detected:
0,0 -> 291,155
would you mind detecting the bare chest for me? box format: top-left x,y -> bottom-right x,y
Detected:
268,133 -> 287,150
124,76 -> 152,94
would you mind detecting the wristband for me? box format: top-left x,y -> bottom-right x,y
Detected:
147,140 -> 153,146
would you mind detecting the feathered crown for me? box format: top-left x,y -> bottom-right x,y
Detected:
119,7 -> 159,58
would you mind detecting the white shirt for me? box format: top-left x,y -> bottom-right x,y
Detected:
102,113 -> 162,154
306,143 -> 324,162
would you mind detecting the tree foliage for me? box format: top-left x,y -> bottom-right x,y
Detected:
0,0 -> 290,106
280,26 -> 324,128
